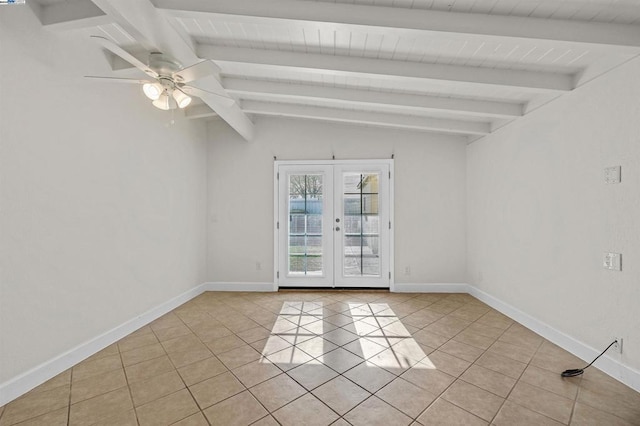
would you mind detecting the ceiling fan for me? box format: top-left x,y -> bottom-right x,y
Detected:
86,35 -> 234,110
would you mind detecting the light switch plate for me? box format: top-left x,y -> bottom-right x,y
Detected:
604,252 -> 622,271
605,166 -> 621,184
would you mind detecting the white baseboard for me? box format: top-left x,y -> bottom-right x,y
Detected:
393,283 -> 469,293
467,285 -> 640,393
204,282 -> 276,292
0,283 -> 208,406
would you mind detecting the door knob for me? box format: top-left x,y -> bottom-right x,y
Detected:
335,218 -> 340,223
335,226 -> 341,231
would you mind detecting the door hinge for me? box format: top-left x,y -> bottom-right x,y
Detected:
389,221 -> 391,229
389,272 -> 391,279
277,271 -> 280,279
389,171 -> 391,179
277,221 -> 280,229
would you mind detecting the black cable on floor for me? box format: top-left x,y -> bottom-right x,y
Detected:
561,340 -> 618,377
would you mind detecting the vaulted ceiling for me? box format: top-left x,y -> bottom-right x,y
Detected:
29,0 -> 640,142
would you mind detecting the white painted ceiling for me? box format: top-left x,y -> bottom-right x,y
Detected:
29,0 -> 640,141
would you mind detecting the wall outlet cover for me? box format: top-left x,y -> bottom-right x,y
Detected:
604,166 -> 621,184
603,252 -> 622,271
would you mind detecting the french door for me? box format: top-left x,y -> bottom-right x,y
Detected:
275,161 -> 392,288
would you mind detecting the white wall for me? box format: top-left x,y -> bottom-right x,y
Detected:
0,8 -> 208,385
467,58 -> 640,372
207,117 -> 467,285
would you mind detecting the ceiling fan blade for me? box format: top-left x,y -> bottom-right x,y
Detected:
181,85 -> 235,107
90,35 -> 158,79
173,60 -> 220,83
85,76 -> 151,84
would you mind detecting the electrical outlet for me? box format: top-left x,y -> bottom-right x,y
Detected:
604,166 -> 621,184
404,266 -> 411,276
613,338 -> 624,354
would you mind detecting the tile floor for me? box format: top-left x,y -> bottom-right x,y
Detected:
1,291 -> 639,426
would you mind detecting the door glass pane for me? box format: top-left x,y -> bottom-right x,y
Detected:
343,173 -> 380,277
288,174 -> 323,276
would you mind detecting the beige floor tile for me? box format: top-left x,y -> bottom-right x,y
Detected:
460,365 -> 516,398
439,340 -> 484,363
203,391 -> 268,426
205,335 -> 247,355
72,354 -> 123,382
251,335 -> 292,356
400,364 -> 455,395
324,313 -> 355,327
167,346 -> 213,369
493,401 -> 564,426
250,373 -> 307,412
376,378 -> 437,418
321,348 -> 364,373
129,370 -> 185,407
571,402 -> 636,426
486,340 -> 536,364
321,328 -> 359,346
417,398 -> 488,426
170,411 -> 209,426
343,363 -> 396,393
342,337 -> 387,360
91,409 -> 138,426
1,385 -> 69,425
149,313 -> 184,331
286,363 -> 339,391
135,389 -> 199,426
232,360 -> 282,388
519,364 -> 580,399
191,323 -> 234,343
162,335 -> 208,355
70,368 -> 127,404
265,346 -> 315,371
475,311 -> 513,330
463,322 -> 505,340
251,415 -> 280,426
217,344 -> 261,370
236,326 -> 272,343
508,381 -> 574,424
312,376 -> 370,415
121,342 -> 166,367
423,316 -> 471,339
473,351 -> 527,379
125,355 -> 175,384
153,324 -> 193,342
118,331 -> 159,353
296,336 -> 339,358
577,379 -> 640,424
344,396 -> 412,426
423,350 -> 471,378
69,387 -> 133,426
177,356 -> 227,387
5,407 -> 67,426
452,330 -> 496,350
272,393 -> 339,426
411,329 -> 450,349
189,371 -> 245,409
441,380 -> 504,422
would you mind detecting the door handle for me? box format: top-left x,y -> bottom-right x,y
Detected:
335,226 -> 341,231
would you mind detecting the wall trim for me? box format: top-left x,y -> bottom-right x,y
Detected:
467,285 -> 640,393
0,283 -> 209,406
204,282 -> 276,292
393,283 -> 469,293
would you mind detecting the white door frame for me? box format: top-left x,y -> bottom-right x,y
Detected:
273,159 -> 394,291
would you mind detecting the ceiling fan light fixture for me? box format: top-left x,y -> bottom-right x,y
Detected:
172,89 -> 192,108
142,82 -> 162,100
152,91 -> 172,110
